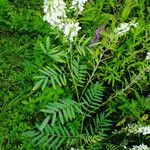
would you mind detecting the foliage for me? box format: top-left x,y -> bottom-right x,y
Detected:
0,0 -> 150,149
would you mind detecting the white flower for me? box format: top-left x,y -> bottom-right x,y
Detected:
63,21 -> 81,41
127,124 -> 138,134
43,0 -> 67,26
43,0 -> 84,42
58,22 -> 65,30
70,0 -> 88,14
146,52 -> 150,60
138,126 -> 150,135
130,144 -> 149,150
114,21 -> 138,36
113,124 -> 150,136
124,124 -> 150,135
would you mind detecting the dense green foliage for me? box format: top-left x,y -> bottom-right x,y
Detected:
0,0 -> 150,149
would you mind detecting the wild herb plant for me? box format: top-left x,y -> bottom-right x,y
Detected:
0,0 -> 150,149
22,0 -> 150,149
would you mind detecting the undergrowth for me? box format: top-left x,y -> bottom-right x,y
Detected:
0,0 -> 150,149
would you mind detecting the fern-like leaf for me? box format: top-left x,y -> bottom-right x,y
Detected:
39,37 -> 66,63
106,144 -> 119,150
72,58 -> 87,88
75,35 -> 91,56
33,65 -> 66,90
81,82 -> 104,115
85,113 -> 112,136
23,124 -> 81,149
84,113 -> 112,150
40,98 -> 83,126
84,135 -> 102,144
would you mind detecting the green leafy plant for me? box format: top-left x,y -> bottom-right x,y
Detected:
1,0 -> 150,149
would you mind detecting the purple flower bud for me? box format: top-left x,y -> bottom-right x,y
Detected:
90,27 -> 105,45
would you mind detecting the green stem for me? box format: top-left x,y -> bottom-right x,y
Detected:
80,47 -> 109,99
67,45 -> 80,101
79,47 -> 109,145
80,115 -> 85,146
99,65 -> 149,107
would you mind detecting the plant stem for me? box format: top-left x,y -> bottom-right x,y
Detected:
67,45 -> 80,101
99,65 -> 149,107
80,47 -> 109,144
80,47 -> 108,99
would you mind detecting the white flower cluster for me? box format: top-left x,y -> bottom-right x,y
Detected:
146,52 -> 150,60
129,144 -> 149,150
112,124 -> 138,135
71,0 -> 88,14
43,0 -> 88,42
125,124 -> 141,135
138,126 -> 150,135
125,124 -> 150,135
115,124 -> 150,150
63,21 -> 81,41
114,21 -> 138,36
113,124 -> 150,136
43,0 -> 67,26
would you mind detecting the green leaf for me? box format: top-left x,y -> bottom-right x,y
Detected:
22,100 -> 28,105
22,131 -> 39,137
48,137 -> 60,149
70,106 -> 76,119
48,126 -> 55,135
66,108 -> 72,120
59,111 -> 64,125
33,76 -> 47,79
58,124 -> 66,135
32,79 -> 43,91
42,77 -> 48,91
31,133 -> 44,144
39,69 -> 50,76
81,82 -> 103,115
48,49 -> 60,55
40,109 -> 55,114
42,136 -> 54,147
116,118 -> 126,127
122,1 -> 139,20
51,77 -> 56,89
53,126 -> 60,135
46,105 -> 59,112
53,76 -> 61,86
37,134 -> 49,145
56,137 -> 66,149
46,37 -> 50,50
39,116 -> 50,131
40,42 -> 47,54
63,108 -> 69,122
51,113 -> 57,126
64,127 -> 70,136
